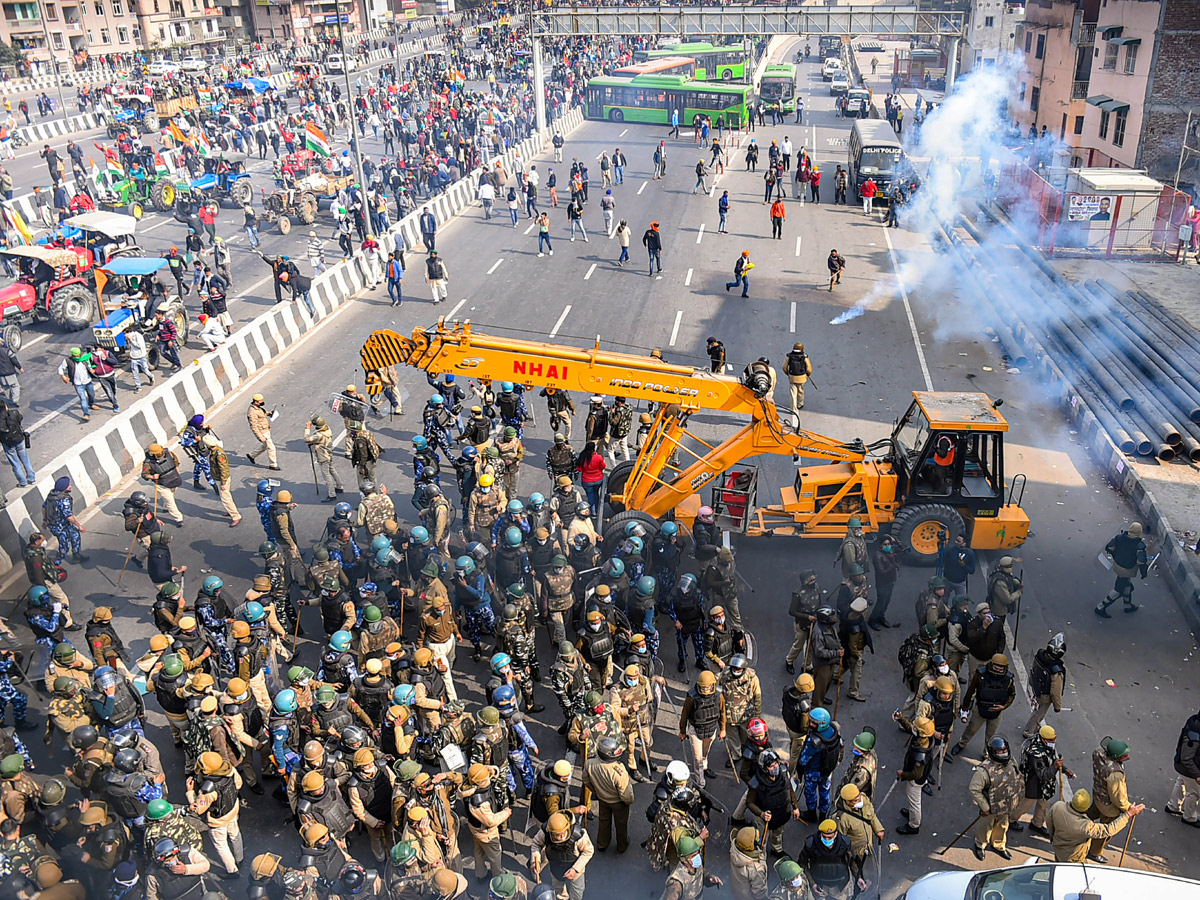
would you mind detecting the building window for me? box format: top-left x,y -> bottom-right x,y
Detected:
51,32 -> 63,48
1035,34 -> 1045,59
44,3 -> 57,19
1030,86 -> 1039,111
100,27 -> 109,41
153,0 -> 158,11
1019,82 -> 1026,102
1099,110 -> 1110,139
132,23 -> 139,39
1074,115 -> 1084,135
1113,108 -> 1127,147
117,25 -> 128,41
1025,31 -> 1032,53
113,0 -> 123,13
1103,41 -> 1118,69
985,15 -> 994,26
1123,43 -> 1138,74
94,1 -> 103,14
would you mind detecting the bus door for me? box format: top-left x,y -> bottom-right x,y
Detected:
586,86 -> 606,119
664,91 -> 686,121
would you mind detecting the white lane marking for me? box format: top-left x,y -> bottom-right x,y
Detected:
332,428 -> 347,448
795,235 -> 802,257
696,224 -> 705,244
487,259 -> 503,275
790,301 -> 796,333
619,128 -> 628,137
141,219 -> 172,233
549,305 -> 571,337
27,399 -> 80,435
583,264 -> 596,281
637,181 -> 647,195
669,310 -> 682,346
684,268 -> 693,286
447,298 -> 468,319
882,224 -> 933,391
22,332 -> 49,349
523,222 -> 536,235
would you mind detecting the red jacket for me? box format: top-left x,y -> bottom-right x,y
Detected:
862,179 -> 877,198
577,453 -> 606,485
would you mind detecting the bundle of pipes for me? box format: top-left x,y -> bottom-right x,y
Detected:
958,206 -> 1200,464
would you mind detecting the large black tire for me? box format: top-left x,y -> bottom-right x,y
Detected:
49,283 -> 95,331
277,215 -> 291,235
298,192 -> 318,224
142,111 -> 160,132
230,179 -> 252,206
172,306 -> 189,344
150,180 -> 175,212
889,503 -> 965,567
604,459 -> 637,514
609,108 -> 624,123
602,509 -> 661,557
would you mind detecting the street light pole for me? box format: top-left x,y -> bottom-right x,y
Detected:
37,11 -> 70,134
333,0 -> 366,200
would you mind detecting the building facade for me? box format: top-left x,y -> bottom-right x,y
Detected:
962,0 -> 1027,71
1013,0 -> 1099,156
1079,0 -> 1200,179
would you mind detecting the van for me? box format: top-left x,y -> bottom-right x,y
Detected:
848,118 -> 903,201
844,88 -> 870,117
822,57 -> 844,81
326,53 -> 353,74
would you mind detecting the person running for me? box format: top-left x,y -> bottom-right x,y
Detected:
726,250 -> 752,298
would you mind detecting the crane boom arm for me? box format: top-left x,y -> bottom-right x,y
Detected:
360,322 -> 867,463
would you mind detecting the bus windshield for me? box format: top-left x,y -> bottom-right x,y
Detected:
760,80 -> 790,101
858,147 -> 902,174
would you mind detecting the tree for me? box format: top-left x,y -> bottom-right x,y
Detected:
0,41 -> 27,71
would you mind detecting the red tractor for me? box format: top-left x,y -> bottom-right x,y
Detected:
0,245 -> 99,349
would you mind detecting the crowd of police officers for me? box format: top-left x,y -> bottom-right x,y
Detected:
0,371 -> 1188,900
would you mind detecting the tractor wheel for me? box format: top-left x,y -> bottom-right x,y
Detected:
604,460 -> 637,514
298,192 -> 318,224
170,304 -> 189,344
602,509 -> 661,556
277,215 -> 291,235
230,179 -> 252,206
150,180 -> 175,211
49,283 -> 95,331
2,323 -> 22,352
889,503 -> 965,567
129,201 -> 144,220
142,111 -> 160,132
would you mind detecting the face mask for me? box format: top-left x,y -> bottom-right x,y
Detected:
690,854 -> 703,868
853,799 -> 864,810
821,835 -> 836,848
937,664 -> 950,675
713,617 -> 725,627
481,487 -> 491,494
625,677 -> 638,687
588,622 -> 602,632
1045,742 -> 1055,750
790,879 -> 804,890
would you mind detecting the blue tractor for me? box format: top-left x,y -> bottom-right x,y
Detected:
188,151 -> 253,208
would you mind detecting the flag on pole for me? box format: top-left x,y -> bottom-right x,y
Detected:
154,152 -> 169,175
194,131 -> 212,158
305,121 -> 331,157
3,206 -> 34,246
88,156 -> 108,192
93,142 -> 124,179
168,121 -> 192,147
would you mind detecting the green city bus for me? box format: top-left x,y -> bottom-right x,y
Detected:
633,41 -> 749,81
759,62 -> 797,113
584,73 -> 753,127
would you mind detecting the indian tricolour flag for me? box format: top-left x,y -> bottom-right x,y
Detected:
154,152 -> 170,175
305,121 -> 331,158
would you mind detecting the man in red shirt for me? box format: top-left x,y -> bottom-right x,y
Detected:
862,177 -> 877,217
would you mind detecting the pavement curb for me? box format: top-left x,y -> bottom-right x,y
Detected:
960,215 -> 1200,637
0,104 -> 585,581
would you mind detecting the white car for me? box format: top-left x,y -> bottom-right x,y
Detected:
903,862 -> 1200,900
326,53 -> 357,74
822,57 -> 844,81
829,71 -> 850,94
147,60 -> 180,76
180,57 -> 207,72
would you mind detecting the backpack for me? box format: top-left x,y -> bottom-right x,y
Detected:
183,715 -> 214,763
696,162 -> 705,176
897,634 -> 922,680
354,432 -> 380,463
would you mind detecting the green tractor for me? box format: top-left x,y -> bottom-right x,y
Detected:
96,174 -> 179,220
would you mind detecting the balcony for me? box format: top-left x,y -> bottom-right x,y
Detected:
1071,80 -> 1089,99
1079,23 -> 1096,45
4,18 -> 42,32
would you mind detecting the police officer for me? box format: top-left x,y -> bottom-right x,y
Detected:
985,556 -> 1023,626
1013,725 -> 1071,836
744,749 -> 799,855
951,654 -> 1016,757
785,570 -> 823,675
531,811 -> 593,900
1096,522 -> 1148,617
800,819 -> 859,900
584,736 -> 635,853
1169,709 -> 1200,826
1024,633 -> 1067,738
464,763 -> 511,882
1087,737 -> 1134,862
810,607 -> 843,708
346,747 -> 396,863
968,736 -> 1021,861
782,673 -> 814,780
186,750 -> 243,879
678,670 -> 725,789
668,574 -> 706,674
1047,789 -> 1144,862
141,442 -> 186,526
532,759 -> 586,825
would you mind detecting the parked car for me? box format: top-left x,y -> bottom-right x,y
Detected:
829,71 -> 850,95
147,60 -> 181,76
902,862 -> 1200,900
180,57 -> 207,72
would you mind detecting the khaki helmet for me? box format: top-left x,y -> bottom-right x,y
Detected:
914,716 -> 936,738
408,806 -> 428,823
594,584 -> 611,598
303,740 -> 324,763
178,615 -> 197,631
586,610 -> 605,625
198,751 -> 225,776
190,672 -> 214,691
149,633 -> 171,652
414,648 -> 433,666
624,664 -> 641,679
1071,788 -> 1092,812
93,607 -> 113,622
199,695 -> 218,714
252,574 -> 272,591
840,783 -> 861,802
935,676 -> 955,696
1040,724 -> 1057,742
353,748 -> 375,769
231,621 -> 251,639
795,673 -> 815,693
365,658 -> 383,675
411,773 -> 432,789
148,442 -> 165,456
301,821 -> 330,846
990,653 -> 1010,671
818,818 -> 839,835
301,771 -> 325,792
552,759 -> 572,780
277,489 -> 293,503
639,412 -> 653,424
432,869 -> 460,898
80,806 -> 108,826
226,677 -> 248,699
696,670 -> 717,694
547,812 -> 571,841
251,853 -> 282,879
468,763 -> 490,786
735,826 -> 759,853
